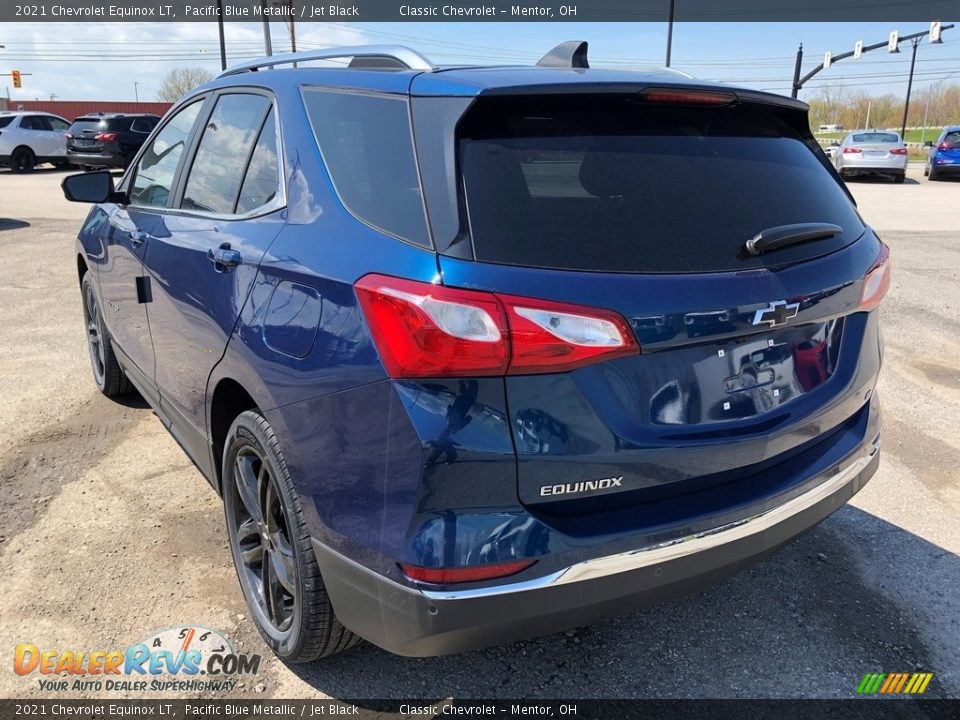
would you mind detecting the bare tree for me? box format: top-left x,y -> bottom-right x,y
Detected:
156,67 -> 214,102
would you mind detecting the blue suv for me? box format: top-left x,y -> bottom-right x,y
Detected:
925,126 -> 960,180
62,42 -> 887,661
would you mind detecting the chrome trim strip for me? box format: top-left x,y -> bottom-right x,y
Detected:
421,440 -> 878,601
218,45 -> 436,78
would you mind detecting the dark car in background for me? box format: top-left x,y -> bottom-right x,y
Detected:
66,113 -> 160,170
61,43 -> 886,662
925,126 -> 960,181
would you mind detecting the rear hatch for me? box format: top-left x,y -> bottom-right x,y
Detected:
66,117 -> 110,153
432,89 -> 883,522
935,130 -> 960,163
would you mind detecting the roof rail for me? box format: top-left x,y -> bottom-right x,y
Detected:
218,44 -> 436,78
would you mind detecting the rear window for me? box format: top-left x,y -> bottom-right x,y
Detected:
851,132 -> 899,143
302,89 -> 430,248
69,118 -> 103,133
458,95 -> 864,273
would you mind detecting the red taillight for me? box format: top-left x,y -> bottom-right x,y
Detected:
890,148 -> 908,155
860,243 -> 891,311
939,142 -> 955,150
64,132 -> 73,139
400,559 -> 535,584
637,87 -> 737,106
354,274 -> 639,378
94,132 -> 117,142
843,147 -> 863,154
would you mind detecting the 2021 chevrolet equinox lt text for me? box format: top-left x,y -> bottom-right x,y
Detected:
62,42 -> 887,661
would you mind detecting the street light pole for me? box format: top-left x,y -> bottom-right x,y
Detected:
216,0 -> 227,70
900,37 -> 921,140
665,0 -> 676,67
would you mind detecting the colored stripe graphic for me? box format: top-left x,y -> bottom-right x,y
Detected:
858,672 -> 933,694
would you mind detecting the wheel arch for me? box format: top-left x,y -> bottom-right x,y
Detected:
208,377 -> 260,493
77,253 -> 88,287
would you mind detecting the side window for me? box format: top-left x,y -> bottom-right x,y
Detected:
130,101 -> 203,209
131,118 -> 154,133
21,116 -> 46,130
302,89 -> 430,247
48,118 -> 69,132
236,109 -> 279,214
181,94 -> 271,214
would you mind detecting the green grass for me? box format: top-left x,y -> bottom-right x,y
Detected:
814,128 -> 943,144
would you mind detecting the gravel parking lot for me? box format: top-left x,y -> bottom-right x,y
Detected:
0,164 -> 957,700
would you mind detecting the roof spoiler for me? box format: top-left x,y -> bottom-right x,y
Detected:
536,41 -> 589,69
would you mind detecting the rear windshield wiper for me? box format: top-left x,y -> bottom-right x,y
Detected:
744,223 -> 843,256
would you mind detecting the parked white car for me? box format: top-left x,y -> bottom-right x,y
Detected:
0,111 -> 71,172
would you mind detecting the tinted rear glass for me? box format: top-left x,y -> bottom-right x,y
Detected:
459,95 -> 864,273
0,116 -> 14,129
69,119 -> 103,133
851,133 -> 899,143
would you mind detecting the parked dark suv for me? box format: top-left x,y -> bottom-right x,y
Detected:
66,113 -> 160,169
62,43 -> 887,662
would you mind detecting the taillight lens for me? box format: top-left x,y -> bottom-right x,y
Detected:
843,147 -> 862,154
64,132 -> 72,139
637,87 -> 736,106
503,295 -> 638,374
939,142 -> 954,150
355,274 -> 639,378
399,559 -> 534,584
95,132 -> 117,142
890,148 -> 908,155
860,243 -> 891,311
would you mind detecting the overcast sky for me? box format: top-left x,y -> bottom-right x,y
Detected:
1,21 -> 958,102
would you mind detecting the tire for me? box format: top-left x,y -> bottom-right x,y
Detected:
222,410 -> 359,662
81,273 -> 133,397
929,169 -> 940,181
923,164 -> 930,177
893,174 -> 905,184
11,146 -> 36,173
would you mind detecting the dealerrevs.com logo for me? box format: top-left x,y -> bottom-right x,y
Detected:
13,626 -> 261,693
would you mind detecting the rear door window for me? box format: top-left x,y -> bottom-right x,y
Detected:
0,116 -> 14,129
236,108 -> 280,214
181,93 -> 271,214
458,94 -> 865,273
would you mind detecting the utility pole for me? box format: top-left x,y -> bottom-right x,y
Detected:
216,0 -> 227,70
791,43 -> 803,99
900,37 -> 921,140
261,0 -> 273,56
664,0 -> 676,67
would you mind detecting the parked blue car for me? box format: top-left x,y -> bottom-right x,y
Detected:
62,42 -> 887,661
925,126 -> 960,180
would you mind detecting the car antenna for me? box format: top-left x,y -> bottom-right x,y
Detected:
536,41 -> 589,69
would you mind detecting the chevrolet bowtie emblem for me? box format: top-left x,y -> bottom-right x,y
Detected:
752,300 -> 799,328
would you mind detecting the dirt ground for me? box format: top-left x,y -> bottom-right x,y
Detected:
0,165 -> 958,700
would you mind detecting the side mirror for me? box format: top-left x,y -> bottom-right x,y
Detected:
923,141 -> 934,148
61,171 -> 124,204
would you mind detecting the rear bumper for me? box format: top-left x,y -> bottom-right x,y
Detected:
66,150 -> 125,168
313,433 -> 880,657
838,158 -> 907,174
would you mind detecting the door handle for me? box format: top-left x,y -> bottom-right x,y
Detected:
129,229 -> 152,247
207,242 -> 242,272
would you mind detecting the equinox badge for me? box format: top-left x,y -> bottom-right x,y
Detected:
540,476 -> 623,497
752,300 -> 799,328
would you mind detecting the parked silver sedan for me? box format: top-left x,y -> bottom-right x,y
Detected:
835,131 -> 908,183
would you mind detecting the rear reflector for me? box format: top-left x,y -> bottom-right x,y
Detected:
636,87 -> 737,106
843,147 -> 862,154
355,274 -> 639,378
400,560 -> 535,584
860,243 -> 890,311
